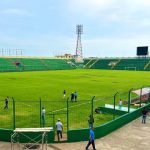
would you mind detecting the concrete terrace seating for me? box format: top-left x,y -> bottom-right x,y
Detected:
42,59 -> 73,70
91,59 -> 119,69
114,58 -> 149,71
83,59 -> 98,68
0,58 -> 16,72
0,57 -> 150,72
0,58 -> 74,72
18,58 -> 47,71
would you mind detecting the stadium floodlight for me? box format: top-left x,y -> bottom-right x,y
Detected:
75,25 -> 83,62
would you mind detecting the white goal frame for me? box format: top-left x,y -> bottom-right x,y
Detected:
125,67 -> 136,71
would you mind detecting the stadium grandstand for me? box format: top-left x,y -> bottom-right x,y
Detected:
0,57 -> 150,72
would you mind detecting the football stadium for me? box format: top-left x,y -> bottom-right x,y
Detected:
0,55 -> 150,148
1,1 -> 150,150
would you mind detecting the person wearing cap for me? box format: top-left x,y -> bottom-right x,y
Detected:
56,119 -> 63,141
85,127 -> 96,150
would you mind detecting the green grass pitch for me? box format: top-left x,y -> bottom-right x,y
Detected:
0,69 -> 150,130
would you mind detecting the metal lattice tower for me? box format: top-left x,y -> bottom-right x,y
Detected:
76,25 -> 83,60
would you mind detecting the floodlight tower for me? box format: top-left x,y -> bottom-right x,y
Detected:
75,25 -> 83,62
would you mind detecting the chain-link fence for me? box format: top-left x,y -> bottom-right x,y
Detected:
15,100 -> 40,128
93,96 -> 115,127
0,98 -> 13,128
0,87 -> 150,132
68,99 -> 92,129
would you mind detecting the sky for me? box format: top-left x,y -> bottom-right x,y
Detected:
0,0 -> 150,57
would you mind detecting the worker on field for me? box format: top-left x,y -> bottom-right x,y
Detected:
71,92 -> 74,102
74,91 -> 78,102
88,114 -> 94,128
4,96 -> 9,110
119,99 -> 122,109
56,119 -> 63,141
63,90 -> 66,98
41,107 -> 46,127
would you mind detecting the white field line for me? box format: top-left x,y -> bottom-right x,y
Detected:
48,101 -> 91,114
21,102 -> 31,107
48,99 -> 104,114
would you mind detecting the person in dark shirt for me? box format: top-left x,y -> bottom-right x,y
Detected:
88,114 -> 94,128
71,92 -> 74,102
63,90 -> 66,98
4,97 -> 9,110
142,107 -> 148,124
74,91 -> 78,102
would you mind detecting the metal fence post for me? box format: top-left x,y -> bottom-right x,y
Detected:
113,92 -> 118,120
12,97 -> 15,129
53,114 -> 55,130
148,88 -> 150,103
67,97 -> 69,132
91,96 -> 95,126
128,88 -> 133,113
140,87 -> 143,107
40,98 -> 42,127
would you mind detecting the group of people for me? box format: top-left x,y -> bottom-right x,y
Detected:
63,90 -> 78,102
118,99 -> 149,124
71,91 -> 78,102
55,115 -> 96,150
55,116 -> 96,149
41,107 -> 96,148
85,106 -> 150,150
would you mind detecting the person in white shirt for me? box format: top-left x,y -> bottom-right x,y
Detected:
63,90 -> 66,98
41,107 -> 46,127
119,99 -> 122,109
56,119 -> 63,141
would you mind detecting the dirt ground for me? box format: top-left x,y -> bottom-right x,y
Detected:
0,117 -> 150,150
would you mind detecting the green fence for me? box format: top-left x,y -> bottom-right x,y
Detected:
0,87 -> 150,142
0,88 -> 149,130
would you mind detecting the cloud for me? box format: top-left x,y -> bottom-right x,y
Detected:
2,8 -> 31,16
69,0 -> 114,16
69,0 -> 150,24
69,0 -> 150,12
83,35 -> 150,57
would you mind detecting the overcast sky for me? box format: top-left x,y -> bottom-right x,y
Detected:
0,0 -> 150,57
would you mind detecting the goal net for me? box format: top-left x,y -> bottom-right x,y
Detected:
125,67 -> 136,70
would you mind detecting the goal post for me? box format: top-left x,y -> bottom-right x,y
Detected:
125,67 -> 136,71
